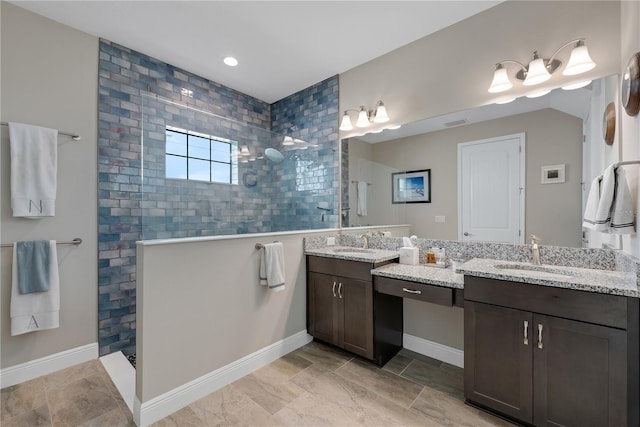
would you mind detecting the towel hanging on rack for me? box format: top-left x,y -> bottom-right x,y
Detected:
609,166 -> 635,234
11,240 -> 60,335
259,242 -> 285,292
9,122 -> 58,218
357,181 -> 368,216
583,164 -> 635,234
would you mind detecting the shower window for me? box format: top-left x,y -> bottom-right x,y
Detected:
165,126 -> 238,184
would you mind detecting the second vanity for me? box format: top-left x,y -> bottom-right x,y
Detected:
305,240 -> 640,427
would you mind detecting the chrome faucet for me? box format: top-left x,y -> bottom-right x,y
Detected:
530,234 -> 542,265
361,232 -> 370,249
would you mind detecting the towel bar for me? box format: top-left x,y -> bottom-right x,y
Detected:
1,238 -> 82,248
1,122 -> 81,141
255,241 -> 280,250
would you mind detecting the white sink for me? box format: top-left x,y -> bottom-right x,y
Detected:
332,248 -> 374,254
493,263 -> 575,279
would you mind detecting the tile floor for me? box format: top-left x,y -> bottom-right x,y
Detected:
1,341 -> 515,426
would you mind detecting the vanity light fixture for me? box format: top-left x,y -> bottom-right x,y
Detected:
488,39 -> 596,93
281,123 -> 307,146
339,101 -> 390,131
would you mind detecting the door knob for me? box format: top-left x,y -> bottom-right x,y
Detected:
463,232 -> 470,236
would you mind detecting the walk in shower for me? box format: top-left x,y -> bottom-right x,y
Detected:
140,94 -> 339,240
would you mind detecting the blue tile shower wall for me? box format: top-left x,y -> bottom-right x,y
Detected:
98,39 -> 339,356
270,77 -> 340,230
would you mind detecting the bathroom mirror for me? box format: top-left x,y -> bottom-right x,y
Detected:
341,75 -> 620,249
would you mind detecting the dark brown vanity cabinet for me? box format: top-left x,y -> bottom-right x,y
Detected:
306,256 -> 402,365
464,276 -> 639,427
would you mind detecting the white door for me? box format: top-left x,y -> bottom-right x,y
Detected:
458,133 -> 524,244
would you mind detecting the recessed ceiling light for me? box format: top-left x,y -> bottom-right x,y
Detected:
223,56 -> 238,67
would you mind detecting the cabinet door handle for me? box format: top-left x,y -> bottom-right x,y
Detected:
332,281 -> 337,297
402,288 -> 422,295
338,283 -> 342,299
523,320 -> 529,345
538,324 -> 543,349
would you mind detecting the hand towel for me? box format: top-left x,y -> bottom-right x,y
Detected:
11,240 -> 60,335
16,240 -> 52,294
9,122 -> 58,218
582,175 -> 603,230
259,242 -> 285,292
609,167 -> 636,234
357,181 -> 368,216
593,164 -> 617,231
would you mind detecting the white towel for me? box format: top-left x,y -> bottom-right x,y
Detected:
9,122 -> 58,218
594,164 -> 617,231
582,175 -> 603,230
609,167 -> 635,234
259,242 -> 285,292
357,181 -> 368,216
11,240 -> 60,335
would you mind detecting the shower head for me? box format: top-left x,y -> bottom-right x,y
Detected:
264,148 -> 284,163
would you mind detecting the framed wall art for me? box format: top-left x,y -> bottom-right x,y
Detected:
392,169 -> 431,203
541,164 -> 565,184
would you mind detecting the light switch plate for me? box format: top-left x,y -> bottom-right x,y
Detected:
435,215 -> 446,223
326,236 -> 336,246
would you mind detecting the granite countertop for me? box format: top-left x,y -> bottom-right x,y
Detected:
458,258 -> 640,298
305,246 -> 400,263
371,263 -> 464,289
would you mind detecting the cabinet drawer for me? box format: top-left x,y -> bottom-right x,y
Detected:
464,276 -> 628,329
307,256 -> 373,281
375,276 -> 453,306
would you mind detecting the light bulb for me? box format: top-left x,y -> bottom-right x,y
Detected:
356,106 -> 370,128
563,41 -> 596,76
488,64 -> 513,93
562,80 -> 592,90
282,136 -> 294,146
523,53 -> 551,86
339,112 -> 353,131
373,101 -> 390,123
526,89 -> 551,98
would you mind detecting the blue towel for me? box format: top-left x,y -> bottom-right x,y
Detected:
16,240 -> 51,294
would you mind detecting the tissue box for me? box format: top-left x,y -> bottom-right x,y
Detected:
399,247 -> 419,265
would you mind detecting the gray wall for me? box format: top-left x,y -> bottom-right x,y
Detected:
0,3 -> 98,368
369,108 -> 583,248
136,233 -> 309,402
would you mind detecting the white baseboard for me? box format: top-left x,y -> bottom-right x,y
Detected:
134,330 -> 312,427
0,343 -> 98,388
403,333 -> 464,368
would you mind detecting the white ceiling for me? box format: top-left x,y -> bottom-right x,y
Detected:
10,1 -> 501,103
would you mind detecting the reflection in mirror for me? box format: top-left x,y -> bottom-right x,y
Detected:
341,75 -> 619,249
